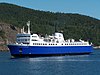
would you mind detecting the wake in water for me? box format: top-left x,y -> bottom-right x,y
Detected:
23,55 -> 100,62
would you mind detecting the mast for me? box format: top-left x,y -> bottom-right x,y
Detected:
22,26 -> 25,33
27,21 -> 30,34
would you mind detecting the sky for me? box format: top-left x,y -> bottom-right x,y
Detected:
0,0 -> 100,19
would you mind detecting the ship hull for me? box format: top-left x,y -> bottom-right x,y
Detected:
8,45 -> 93,57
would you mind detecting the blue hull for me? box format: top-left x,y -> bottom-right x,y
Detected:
8,45 -> 93,57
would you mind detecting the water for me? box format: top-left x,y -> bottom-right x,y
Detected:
0,50 -> 100,75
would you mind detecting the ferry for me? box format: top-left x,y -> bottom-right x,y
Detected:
8,21 -> 93,57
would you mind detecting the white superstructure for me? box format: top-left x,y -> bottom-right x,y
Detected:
16,21 -> 90,47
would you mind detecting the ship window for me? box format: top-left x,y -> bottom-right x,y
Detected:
32,39 -> 37,41
23,43 -> 29,44
59,35 -> 61,37
17,36 -> 30,38
18,39 -> 20,41
25,39 -> 27,41
32,36 -> 37,37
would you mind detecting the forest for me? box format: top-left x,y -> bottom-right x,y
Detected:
0,3 -> 100,46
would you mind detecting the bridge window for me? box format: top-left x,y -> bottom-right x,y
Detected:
32,39 -> 37,41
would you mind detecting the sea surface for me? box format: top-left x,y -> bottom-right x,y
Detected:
0,49 -> 100,75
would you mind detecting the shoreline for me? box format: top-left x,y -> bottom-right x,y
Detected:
0,50 -> 9,52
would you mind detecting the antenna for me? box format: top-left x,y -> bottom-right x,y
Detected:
21,29 -> 23,33
27,21 -> 30,34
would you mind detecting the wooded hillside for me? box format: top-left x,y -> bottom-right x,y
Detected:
0,3 -> 100,50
